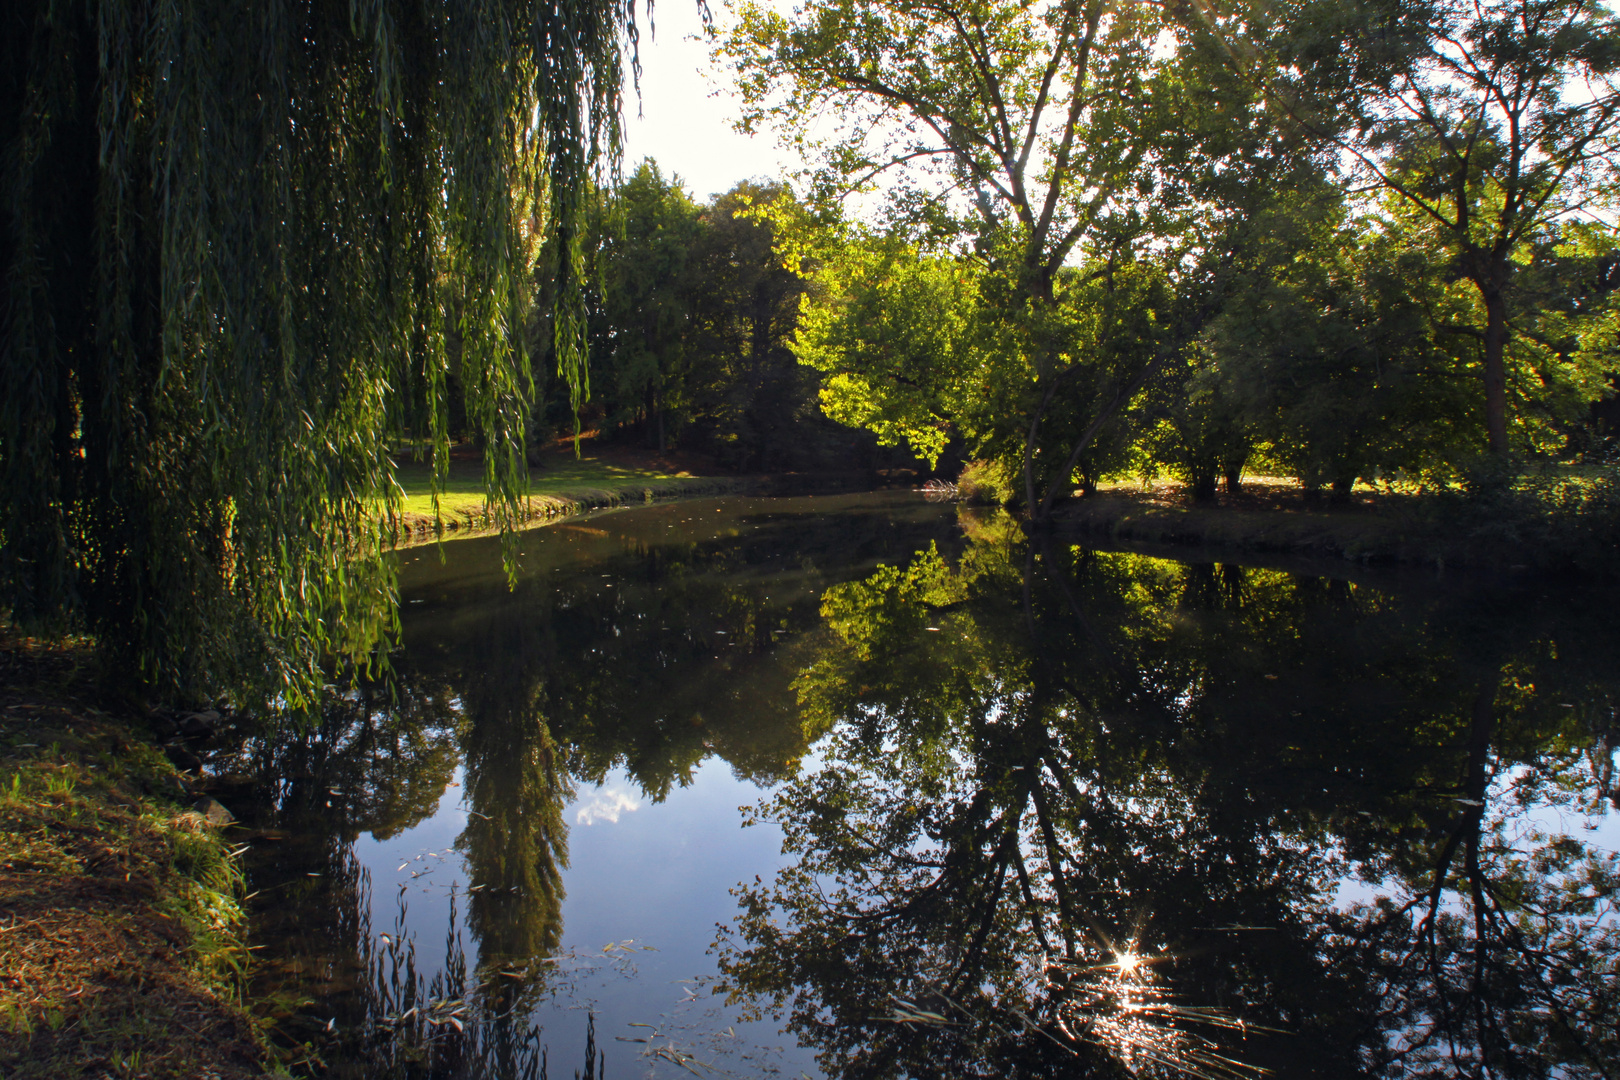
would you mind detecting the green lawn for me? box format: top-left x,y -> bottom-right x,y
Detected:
391,447 -> 739,536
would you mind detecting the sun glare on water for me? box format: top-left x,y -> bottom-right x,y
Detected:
1045,943 -> 1269,1080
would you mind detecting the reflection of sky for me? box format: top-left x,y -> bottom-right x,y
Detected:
1497,761 -> 1620,858
346,757 -> 816,1077
574,782 -> 642,825
350,764 -> 470,979
541,761 -> 814,1077
1334,759 -> 1619,911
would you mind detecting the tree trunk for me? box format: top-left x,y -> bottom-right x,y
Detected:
1478,275 -> 1510,457
1221,447 -> 1249,496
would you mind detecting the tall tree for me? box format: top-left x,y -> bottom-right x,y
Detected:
1,0 -> 637,703
1268,0 -> 1620,458
719,0 -> 1185,519
689,182 -> 816,469
586,160 -> 704,452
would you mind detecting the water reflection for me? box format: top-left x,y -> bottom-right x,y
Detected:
717,512 -> 1620,1078
221,494 -> 1617,1078
226,494 -> 964,1073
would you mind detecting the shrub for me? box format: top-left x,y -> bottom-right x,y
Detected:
957,459 -> 1021,507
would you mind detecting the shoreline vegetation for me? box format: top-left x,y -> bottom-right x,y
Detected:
391,438 -> 749,543
389,438 -> 926,545
395,440 -> 1619,579
0,634 -> 275,1079
1043,467 -> 1620,577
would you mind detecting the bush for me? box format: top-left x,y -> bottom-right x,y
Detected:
1437,457 -> 1620,574
957,459 -> 1021,507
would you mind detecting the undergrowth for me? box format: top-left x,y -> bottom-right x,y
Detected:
1446,458 -> 1620,574
0,637 -> 277,1078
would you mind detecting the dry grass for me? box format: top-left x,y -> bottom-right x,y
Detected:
0,635 -> 275,1079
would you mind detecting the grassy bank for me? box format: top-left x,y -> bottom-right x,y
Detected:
393,441 -> 749,542
0,635 -> 274,1078
1050,472 -> 1620,575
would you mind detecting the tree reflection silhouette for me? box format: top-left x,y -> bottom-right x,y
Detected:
718,511 -> 1620,1079
448,577 -> 571,988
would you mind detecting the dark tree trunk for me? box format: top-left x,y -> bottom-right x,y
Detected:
1221,448 -> 1249,496
1463,251 -> 1512,459
1482,286 -> 1509,457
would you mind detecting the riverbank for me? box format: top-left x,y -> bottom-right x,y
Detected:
393,441 -> 748,543
1049,475 -> 1620,575
391,439 -> 924,545
0,634 -> 274,1078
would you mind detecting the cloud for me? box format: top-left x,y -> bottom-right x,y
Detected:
575,785 -> 642,826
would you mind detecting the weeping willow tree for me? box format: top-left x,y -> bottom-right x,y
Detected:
1,0 -> 639,705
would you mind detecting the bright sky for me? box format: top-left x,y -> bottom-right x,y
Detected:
619,1 -> 797,202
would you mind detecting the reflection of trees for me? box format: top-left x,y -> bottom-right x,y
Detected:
402,506 -> 947,801
238,501 -> 968,1070
232,676 -> 466,1041
230,675 -> 464,843
411,531 -> 844,979
1327,676 -> 1620,1078
448,578 -> 571,981
719,515 -> 1620,1079
254,844 -> 594,1079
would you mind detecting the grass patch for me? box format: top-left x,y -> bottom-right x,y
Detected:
392,442 -> 747,541
0,635 -> 276,1078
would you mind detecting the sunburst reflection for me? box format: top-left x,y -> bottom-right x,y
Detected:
1044,945 -> 1268,1079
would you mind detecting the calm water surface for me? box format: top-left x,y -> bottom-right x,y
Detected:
222,492 -> 1620,1079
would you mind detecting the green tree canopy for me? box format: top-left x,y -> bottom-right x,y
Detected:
1260,0 -> 1620,458
719,0 -> 1200,517
1,0 -> 638,704
585,159 -> 704,451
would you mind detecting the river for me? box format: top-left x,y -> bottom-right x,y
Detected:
213,492 -> 1619,1078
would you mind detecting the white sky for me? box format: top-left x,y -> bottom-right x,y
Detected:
620,1 -> 797,202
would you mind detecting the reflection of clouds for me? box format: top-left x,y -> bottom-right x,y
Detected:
575,784 -> 641,825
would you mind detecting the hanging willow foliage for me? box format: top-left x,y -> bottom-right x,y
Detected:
1,0 -> 638,706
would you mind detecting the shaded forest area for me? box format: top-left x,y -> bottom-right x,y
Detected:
494,164 -> 929,475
